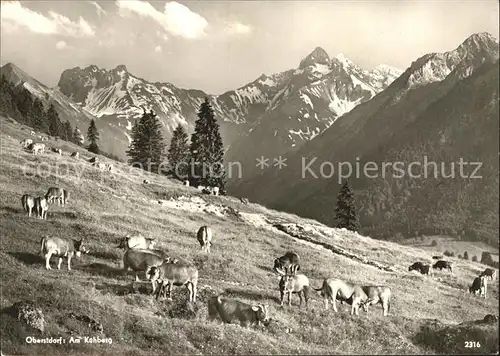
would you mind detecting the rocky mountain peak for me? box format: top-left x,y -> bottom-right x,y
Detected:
299,47 -> 330,69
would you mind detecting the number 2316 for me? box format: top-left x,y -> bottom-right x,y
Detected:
465,341 -> 481,348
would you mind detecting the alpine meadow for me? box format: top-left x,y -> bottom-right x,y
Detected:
0,1 -> 498,355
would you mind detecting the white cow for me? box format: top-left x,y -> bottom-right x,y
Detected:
30,143 -> 45,155
212,187 -> 220,196
20,139 -> 33,149
30,130 -> 36,136
104,163 -> 113,172
197,185 -> 206,191
184,180 -> 190,187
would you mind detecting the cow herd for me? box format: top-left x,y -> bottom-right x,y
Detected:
15,136 -> 497,328
408,259 -> 496,299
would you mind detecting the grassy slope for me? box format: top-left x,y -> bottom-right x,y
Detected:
0,117 -> 498,355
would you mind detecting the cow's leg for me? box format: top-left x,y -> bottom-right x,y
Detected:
288,291 -> 292,307
192,281 -> 197,303
280,290 -> 285,306
45,253 -> 52,270
324,297 -> 329,310
186,283 -> 193,302
57,258 -> 63,270
298,292 -> 303,308
67,256 -> 72,271
332,291 -> 338,312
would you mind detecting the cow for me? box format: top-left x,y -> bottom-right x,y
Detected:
70,152 -> 79,159
34,196 -> 48,220
30,143 -> 45,155
279,274 -> 310,308
122,248 -> 165,281
211,187 -> 220,196
184,180 -> 190,187
30,130 -> 35,136
274,252 -> 300,276
147,262 -> 199,303
314,278 -> 368,315
50,147 -> 62,155
469,275 -> 488,298
45,187 -> 70,206
433,260 -> 453,273
20,139 -> 33,149
104,163 -> 113,172
432,255 -> 443,260
197,185 -> 206,191
359,286 -> 392,316
118,235 -> 156,250
197,226 -> 212,253
480,268 -> 497,281
408,262 -> 432,275
208,296 -> 270,327
40,236 -> 87,271
143,179 -> 150,184
21,194 -> 36,217
93,162 -> 106,170
89,157 -> 99,163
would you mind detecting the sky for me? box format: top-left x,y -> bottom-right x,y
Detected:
1,0 -> 499,94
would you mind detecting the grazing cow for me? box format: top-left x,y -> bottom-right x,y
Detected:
143,179 -> 150,184
40,236 -> 87,271
408,262 -> 432,275
212,187 -> 220,196
279,274 -> 310,308
147,262 -> 199,302
433,260 -> 453,273
34,197 -> 48,219
197,226 -> 212,253
184,180 -> 190,187
480,268 -> 497,281
50,147 -> 62,155
273,252 -> 300,275
314,278 -> 368,315
360,286 -> 392,316
208,296 -> 270,327
70,152 -> 79,159
469,275 -> 488,298
30,130 -> 36,136
432,255 -> 443,260
45,187 -> 70,206
118,235 -> 156,250
20,139 -> 33,148
30,143 -> 45,155
104,163 -> 113,172
197,185 -> 206,191
89,157 -> 99,163
21,194 -> 36,217
92,162 -> 106,170
122,248 -> 165,281
240,197 -> 249,205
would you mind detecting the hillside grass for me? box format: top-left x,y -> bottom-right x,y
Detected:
0,117 -> 498,355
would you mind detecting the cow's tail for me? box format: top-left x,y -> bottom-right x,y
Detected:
40,236 -> 48,256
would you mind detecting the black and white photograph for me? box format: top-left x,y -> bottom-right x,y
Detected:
0,0 -> 499,355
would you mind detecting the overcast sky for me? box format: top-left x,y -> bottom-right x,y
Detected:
1,0 -> 498,94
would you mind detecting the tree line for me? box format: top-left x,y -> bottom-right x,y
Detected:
127,98 -> 226,193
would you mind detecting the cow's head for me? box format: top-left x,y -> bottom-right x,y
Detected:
251,304 -> 269,325
147,266 -> 160,281
74,237 -> 88,257
145,238 -> 156,249
117,236 -> 129,249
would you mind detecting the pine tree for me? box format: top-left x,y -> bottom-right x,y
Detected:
32,98 -> 48,132
87,119 -> 100,154
47,104 -> 62,136
167,124 -> 190,180
126,110 -> 165,173
73,126 -> 84,146
61,121 -> 73,141
189,98 -> 226,190
334,180 -> 360,232
463,251 -> 469,260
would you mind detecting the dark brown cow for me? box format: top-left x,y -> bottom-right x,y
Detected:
273,252 -> 300,275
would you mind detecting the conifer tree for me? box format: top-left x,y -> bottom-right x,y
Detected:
167,124 -> 190,180
73,126 -> 84,146
87,119 -> 100,154
334,180 -> 359,232
126,110 -> 165,173
47,103 -> 62,136
189,98 -> 226,190
32,98 -> 48,132
62,121 -> 73,141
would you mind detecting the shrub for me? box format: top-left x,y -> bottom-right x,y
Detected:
458,255 -> 463,259
481,251 -> 494,266
444,250 -> 455,257
472,256 -> 478,262
463,251 -> 469,260
431,240 -> 438,247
